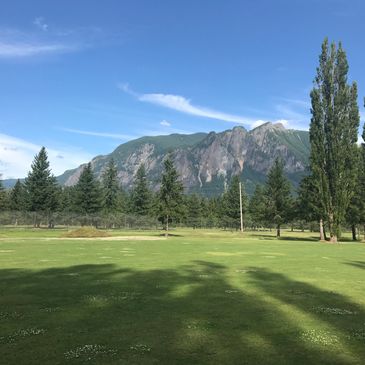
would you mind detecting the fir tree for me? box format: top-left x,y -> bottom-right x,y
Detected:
297,174 -> 326,240
130,164 -> 152,216
159,156 -> 184,236
74,163 -> 102,216
186,193 -> 203,228
9,179 -> 26,211
248,184 -> 266,230
264,158 -> 292,238
102,159 -> 120,213
0,178 -> 7,211
24,147 -> 59,226
221,175 -> 246,230
309,39 -> 360,242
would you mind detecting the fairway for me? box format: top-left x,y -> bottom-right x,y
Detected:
0,229 -> 365,365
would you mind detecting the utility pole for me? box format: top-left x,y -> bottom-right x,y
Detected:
239,182 -> 243,233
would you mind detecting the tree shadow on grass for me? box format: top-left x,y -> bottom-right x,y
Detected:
345,261 -> 365,270
0,263 -> 364,364
254,233 -> 319,242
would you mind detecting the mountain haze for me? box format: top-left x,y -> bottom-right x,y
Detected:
58,122 -> 310,195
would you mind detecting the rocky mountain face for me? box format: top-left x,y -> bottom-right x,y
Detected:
58,122 -> 310,195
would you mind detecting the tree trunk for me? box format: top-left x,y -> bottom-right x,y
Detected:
319,218 -> 325,241
165,215 -> 169,237
351,224 -> 357,241
276,224 -> 280,238
328,213 -> 337,243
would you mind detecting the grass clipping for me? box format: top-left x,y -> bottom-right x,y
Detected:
62,227 -> 111,238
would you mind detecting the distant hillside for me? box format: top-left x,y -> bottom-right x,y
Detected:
56,123 -> 310,196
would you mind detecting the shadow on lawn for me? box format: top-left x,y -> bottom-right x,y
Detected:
345,261 -> 365,270
254,233 -> 319,242
0,263 -> 364,364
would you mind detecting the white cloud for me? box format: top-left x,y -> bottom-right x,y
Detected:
33,17 -> 49,32
160,120 -> 171,127
0,42 -> 76,57
60,128 -> 134,140
119,83 -> 250,124
119,83 -> 313,130
0,133 -> 92,179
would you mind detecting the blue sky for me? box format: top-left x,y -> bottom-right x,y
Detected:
0,0 -> 364,178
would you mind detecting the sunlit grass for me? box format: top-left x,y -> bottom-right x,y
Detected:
0,228 -> 364,364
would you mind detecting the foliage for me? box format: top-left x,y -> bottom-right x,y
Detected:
221,175 -> 246,229
102,159 -> 121,213
158,155 -> 184,231
309,39 -> 360,242
74,163 -> 102,215
264,158 -> 292,237
130,164 -> 152,216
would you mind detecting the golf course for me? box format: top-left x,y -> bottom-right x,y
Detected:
0,228 -> 364,364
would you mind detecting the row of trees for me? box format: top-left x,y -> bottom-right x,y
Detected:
0,145 -> 308,237
0,39 -> 364,240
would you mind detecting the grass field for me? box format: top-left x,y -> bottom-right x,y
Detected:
0,228 -> 364,365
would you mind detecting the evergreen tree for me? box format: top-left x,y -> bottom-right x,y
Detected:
74,163 -> 102,216
264,158 -> 292,238
102,159 -> 120,213
0,178 -> 7,210
9,179 -> 26,211
130,164 -> 152,216
309,39 -> 360,242
186,193 -> 203,228
158,156 -> 184,236
297,174 -> 326,239
24,147 -> 59,226
221,175 -> 246,230
248,184 -> 266,229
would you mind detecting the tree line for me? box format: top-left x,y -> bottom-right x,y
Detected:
0,39 -> 364,240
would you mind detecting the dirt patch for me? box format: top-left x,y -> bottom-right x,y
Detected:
98,236 -> 165,241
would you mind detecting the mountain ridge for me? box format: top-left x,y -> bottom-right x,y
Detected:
57,122 -> 310,196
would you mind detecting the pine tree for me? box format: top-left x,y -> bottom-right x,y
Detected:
264,158 -> 292,238
186,193 -> 203,228
248,185 -> 266,230
221,175 -> 246,230
9,179 -> 26,211
309,39 -> 360,242
74,163 -> 102,216
0,178 -> 7,211
102,159 -> 120,213
297,174 -> 326,239
159,156 -> 184,236
24,147 -> 59,226
130,164 -> 152,216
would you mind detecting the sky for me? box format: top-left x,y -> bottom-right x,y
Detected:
0,0 -> 365,179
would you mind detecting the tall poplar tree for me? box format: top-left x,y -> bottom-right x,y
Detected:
309,39 -> 360,242
264,158 -> 292,238
159,156 -> 184,236
130,164 -> 152,216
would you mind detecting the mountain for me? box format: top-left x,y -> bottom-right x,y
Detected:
57,122 -> 310,196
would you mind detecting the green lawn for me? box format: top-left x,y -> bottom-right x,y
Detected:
0,228 -> 364,364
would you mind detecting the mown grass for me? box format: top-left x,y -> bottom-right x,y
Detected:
0,228 -> 364,364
